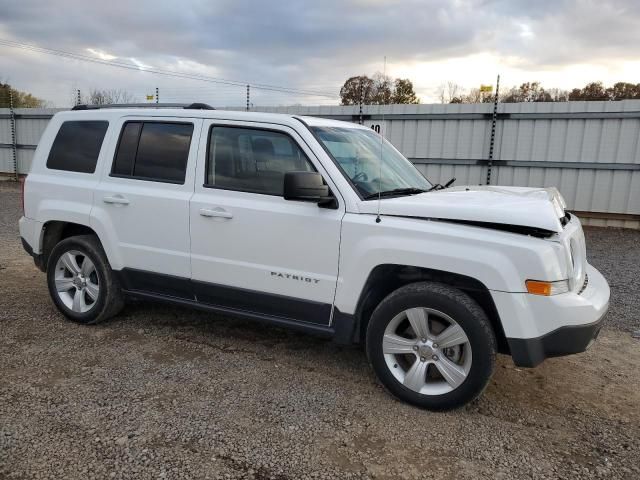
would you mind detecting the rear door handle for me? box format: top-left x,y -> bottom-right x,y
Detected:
199,207 -> 233,219
103,195 -> 130,205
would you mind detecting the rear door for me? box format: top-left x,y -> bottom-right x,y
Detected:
92,117 -> 202,297
189,120 -> 344,325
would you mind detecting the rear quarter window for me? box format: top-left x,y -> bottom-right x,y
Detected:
46,121 -> 109,173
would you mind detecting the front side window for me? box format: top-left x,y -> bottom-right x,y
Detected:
312,126 -> 432,199
111,121 -> 193,184
206,126 -> 314,196
46,121 -> 109,173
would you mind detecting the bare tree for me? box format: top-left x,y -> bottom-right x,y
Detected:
546,88 -> 570,102
436,81 -> 463,104
85,88 -> 136,105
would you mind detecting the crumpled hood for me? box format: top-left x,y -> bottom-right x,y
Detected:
359,185 -> 568,233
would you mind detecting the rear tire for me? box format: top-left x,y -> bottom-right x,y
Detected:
366,282 -> 496,411
46,235 -> 124,324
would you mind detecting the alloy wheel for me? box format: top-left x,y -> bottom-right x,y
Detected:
382,307 -> 472,395
53,250 -> 100,313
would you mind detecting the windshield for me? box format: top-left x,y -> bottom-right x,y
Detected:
311,126 -> 432,199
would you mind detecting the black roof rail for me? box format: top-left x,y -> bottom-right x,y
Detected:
185,103 -> 215,110
71,103 -> 215,111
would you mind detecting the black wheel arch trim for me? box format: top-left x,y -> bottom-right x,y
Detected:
37,221 -> 103,272
351,264 -> 510,353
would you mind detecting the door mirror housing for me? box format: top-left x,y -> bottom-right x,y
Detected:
283,171 -> 336,207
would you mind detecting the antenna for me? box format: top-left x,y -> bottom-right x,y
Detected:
375,56 -> 387,224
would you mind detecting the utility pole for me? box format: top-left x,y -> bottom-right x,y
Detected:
155,87 -> 159,104
486,74 -> 500,185
9,88 -> 18,181
76,89 -> 81,106
246,84 -> 250,111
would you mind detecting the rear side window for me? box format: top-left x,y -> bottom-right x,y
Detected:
111,121 -> 193,184
46,121 -> 109,173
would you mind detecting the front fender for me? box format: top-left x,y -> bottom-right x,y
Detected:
334,214 -> 566,315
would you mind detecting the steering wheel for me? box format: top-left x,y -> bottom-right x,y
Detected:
353,171 -> 369,182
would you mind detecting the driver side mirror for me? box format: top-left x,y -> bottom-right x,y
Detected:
283,172 -> 336,208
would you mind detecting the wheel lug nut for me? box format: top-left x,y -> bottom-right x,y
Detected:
433,343 -> 438,348
413,345 -> 418,351
421,338 -> 426,343
432,354 -> 439,361
420,357 -> 426,362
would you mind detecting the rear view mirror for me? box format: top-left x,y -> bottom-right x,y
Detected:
283,171 -> 336,207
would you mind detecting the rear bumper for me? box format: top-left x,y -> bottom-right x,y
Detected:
20,216 -> 45,271
21,236 -> 34,256
21,235 -> 45,270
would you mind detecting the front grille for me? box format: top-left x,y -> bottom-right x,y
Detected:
579,273 -> 589,294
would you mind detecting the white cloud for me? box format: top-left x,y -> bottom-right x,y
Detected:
128,58 -> 152,70
85,48 -> 116,61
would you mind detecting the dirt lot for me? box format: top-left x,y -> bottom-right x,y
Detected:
1,181 -> 639,479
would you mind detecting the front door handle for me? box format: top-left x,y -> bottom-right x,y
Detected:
103,195 -> 130,205
199,207 -> 233,219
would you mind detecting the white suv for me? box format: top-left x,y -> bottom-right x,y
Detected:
19,104 -> 610,410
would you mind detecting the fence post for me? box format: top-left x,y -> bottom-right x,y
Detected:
9,88 -> 18,181
359,83 -> 364,125
486,74 -> 500,185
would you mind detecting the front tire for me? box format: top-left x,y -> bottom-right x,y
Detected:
46,235 -> 124,324
366,282 -> 496,411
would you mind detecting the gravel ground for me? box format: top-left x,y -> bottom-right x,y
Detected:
1,181 -> 639,479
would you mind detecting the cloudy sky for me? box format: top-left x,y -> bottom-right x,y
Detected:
1,0 -> 638,107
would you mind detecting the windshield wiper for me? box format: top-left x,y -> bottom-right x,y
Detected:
363,187 -> 427,200
427,177 -> 456,192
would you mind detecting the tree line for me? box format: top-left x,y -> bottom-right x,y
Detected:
0,81 -> 46,108
438,81 -> 640,104
341,76 -> 640,105
4,78 -> 640,108
1,82 -> 137,108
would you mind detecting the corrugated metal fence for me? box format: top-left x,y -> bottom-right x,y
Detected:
2,101 -> 639,228
0,108 -> 60,180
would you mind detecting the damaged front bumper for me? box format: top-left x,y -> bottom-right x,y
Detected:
491,263 -> 610,367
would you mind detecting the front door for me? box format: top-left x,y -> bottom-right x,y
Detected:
189,121 -> 344,325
